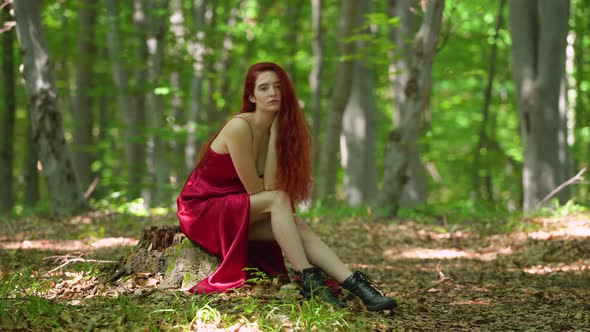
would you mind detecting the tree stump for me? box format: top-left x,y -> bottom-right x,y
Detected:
107,226 -> 219,290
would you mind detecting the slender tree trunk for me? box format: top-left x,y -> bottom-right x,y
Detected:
389,0 -> 428,208
286,4 -> 300,81
341,0 -> 377,205
72,0 -> 97,194
105,0 -> 145,200
316,0 -> 361,201
133,0 -> 150,203
309,0 -> 323,176
0,4 -> 16,214
13,0 -> 88,215
378,0 -> 445,216
472,0 -> 505,201
168,0 -> 186,177
145,0 -> 170,205
216,0 -> 240,117
185,0 -> 206,170
509,0 -> 571,210
572,0 -> 589,201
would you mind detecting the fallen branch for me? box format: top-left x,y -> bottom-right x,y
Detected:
538,167 -> 587,208
422,262 -> 453,293
43,252 -> 116,276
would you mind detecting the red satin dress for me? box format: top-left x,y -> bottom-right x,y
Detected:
177,146 -> 287,293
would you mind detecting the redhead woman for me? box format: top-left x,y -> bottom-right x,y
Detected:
177,62 -> 397,311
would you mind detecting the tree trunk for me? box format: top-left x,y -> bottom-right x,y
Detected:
572,0 -> 589,201
185,0 -> 206,170
105,0 -> 144,200
0,4 -> 16,214
24,122 -> 40,208
216,0 -> 241,117
389,0 -> 427,208
472,0 -> 505,202
285,4 -> 300,81
72,0 -> 97,194
13,0 -> 88,216
309,0 -> 324,176
145,0 -> 170,206
377,0 -> 445,216
316,0 -> 361,201
508,0 -> 571,210
168,0 -> 186,179
134,0 -> 150,204
341,0 -> 377,205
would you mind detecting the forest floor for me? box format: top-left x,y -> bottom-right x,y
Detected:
0,209 -> 589,331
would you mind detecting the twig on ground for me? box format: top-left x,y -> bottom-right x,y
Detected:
43,252 -> 116,276
422,262 -> 453,293
538,167 -> 587,208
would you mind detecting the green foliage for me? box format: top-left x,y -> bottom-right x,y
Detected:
2,0 -> 589,217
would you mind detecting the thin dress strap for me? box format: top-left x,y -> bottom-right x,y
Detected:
232,115 -> 263,179
233,115 -> 254,143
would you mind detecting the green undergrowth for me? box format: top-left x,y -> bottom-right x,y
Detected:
0,274 -> 363,331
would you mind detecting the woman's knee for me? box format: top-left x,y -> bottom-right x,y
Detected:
294,217 -> 315,242
269,190 -> 292,211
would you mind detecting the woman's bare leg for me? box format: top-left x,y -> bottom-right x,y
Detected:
249,193 -> 353,282
249,190 -> 313,271
293,218 -> 353,283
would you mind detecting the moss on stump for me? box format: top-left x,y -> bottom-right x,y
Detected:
107,226 -> 219,290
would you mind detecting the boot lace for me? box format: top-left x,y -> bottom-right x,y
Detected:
356,272 -> 386,297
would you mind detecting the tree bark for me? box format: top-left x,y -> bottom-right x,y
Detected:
572,0 -> 589,201
377,0 -> 445,216
341,0 -> 377,205
316,0 -> 361,201
185,0 -> 206,170
285,4 -> 300,81
13,0 -> 88,215
23,122 -> 40,208
167,0 -> 186,180
309,0 -> 324,176
0,4 -> 16,214
508,0 -> 571,210
145,0 -> 170,206
133,0 -> 150,203
390,0 -> 428,208
72,0 -> 97,193
472,0 -> 505,202
105,0 -> 145,200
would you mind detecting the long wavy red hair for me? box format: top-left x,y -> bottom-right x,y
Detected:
197,62 -> 312,206
240,62 -> 312,206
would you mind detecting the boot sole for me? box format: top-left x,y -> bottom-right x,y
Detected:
366,300 -> 398,311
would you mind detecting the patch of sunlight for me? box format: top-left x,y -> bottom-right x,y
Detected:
387,247 -> 513,261
186,304 -> 263,332
0,237 -> 137,250
528,219 -> 590,239
522,262 -> 590,275
119,198 -> 149,216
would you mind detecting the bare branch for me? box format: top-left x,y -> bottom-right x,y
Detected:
538,168 -> 587,208
43,253 -> 116,276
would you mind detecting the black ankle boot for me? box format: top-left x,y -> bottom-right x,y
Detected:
342,271 -> 397,311
298,267 -> 348,307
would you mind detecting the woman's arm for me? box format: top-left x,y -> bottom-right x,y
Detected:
263,116 -> 280,191
223,119 -> 265,194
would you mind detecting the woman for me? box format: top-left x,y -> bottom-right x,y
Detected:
177,62 -> 397,311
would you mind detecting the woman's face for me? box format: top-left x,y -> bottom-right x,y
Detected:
250,71 -> 281,113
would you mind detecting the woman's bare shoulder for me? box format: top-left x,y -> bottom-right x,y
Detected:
211,118 -> 252,153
